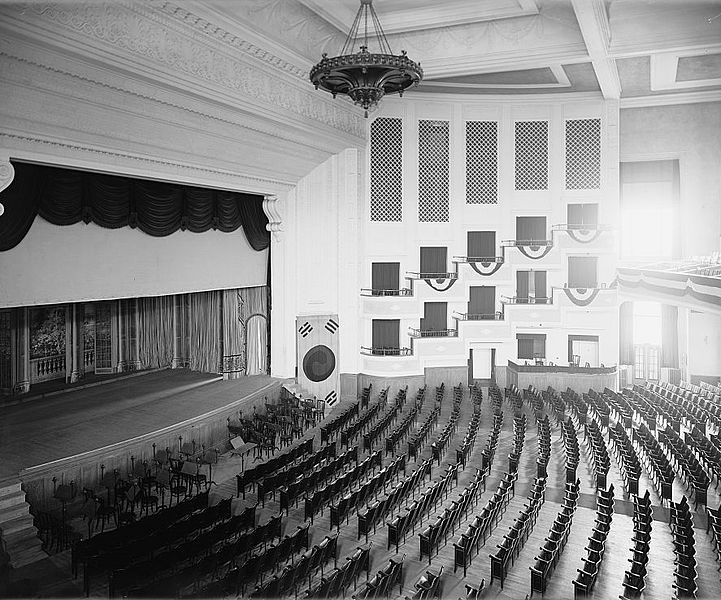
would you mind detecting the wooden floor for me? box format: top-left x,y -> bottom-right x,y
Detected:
0,370 -> 278,479
6,383 -> 721,599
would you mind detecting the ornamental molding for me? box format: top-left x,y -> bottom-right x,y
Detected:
9,2 -> 365,139
0,50 -> 352,157
0,133 -> 294,194
263,194 -> 283,240
0,157 -> 14,194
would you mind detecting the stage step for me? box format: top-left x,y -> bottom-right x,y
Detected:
0,479 -> 46,569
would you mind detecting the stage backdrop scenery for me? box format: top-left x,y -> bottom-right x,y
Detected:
0,162 -> 269,307
296,314 -> 340,407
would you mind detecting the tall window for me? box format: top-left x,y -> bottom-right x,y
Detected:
421,302 -> 447,334
568,256 -> 598,288
517,334 -> 546,360
516,270 -> 547,303
371,263 -> 400,296
568,335 -> 599,367
620,160 -> 679,259
372,319 -> 400,354
633,301 -> 661,381
516,216 -> 547,243
468,287 -> 496,319
420,247 -> 447,278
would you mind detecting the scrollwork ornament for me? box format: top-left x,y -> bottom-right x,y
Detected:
0,158 -> 15,194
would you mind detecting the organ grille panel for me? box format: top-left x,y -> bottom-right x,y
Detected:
370,117 -> 403,222
418,120 -> 449,222
514,120 -> 548,190
566,118 -> 601,190
465,121 -> 498,204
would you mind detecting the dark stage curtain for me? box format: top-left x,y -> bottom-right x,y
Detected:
0,162 -> 269,251
661,304 -> 679,368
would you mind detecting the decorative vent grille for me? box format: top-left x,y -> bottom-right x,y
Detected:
514,120 -> 548,190
370,117 -> 403,221
566,118 -> 601,189
466,121 -> 498,204
418,119 -> 450,222
0,311 -> 10,391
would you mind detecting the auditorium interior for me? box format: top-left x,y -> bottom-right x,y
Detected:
1,0 -> 721,598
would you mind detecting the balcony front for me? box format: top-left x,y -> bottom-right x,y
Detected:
360,346 -> 413,357
408,327 -> 458,338
454,311 -> 504,321
360,287 -> 414,298
501,295 -> 553,306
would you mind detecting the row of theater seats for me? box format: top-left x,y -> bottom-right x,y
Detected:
363,388 -> 407,452
386,390 -> 425,455
341,391 -> 386,448
530,478 -> 580,595
573,484 -> 614,597
621,490 -> 653,598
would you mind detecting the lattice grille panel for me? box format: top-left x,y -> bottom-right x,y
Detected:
514,120 -> 548,190
566,118 -> 601,189
418,119 -> 449,222
370,117 -> 403,222
466,121 -> 498,204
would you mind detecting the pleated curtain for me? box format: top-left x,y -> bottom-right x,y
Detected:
187,291 -> 222,373
240,286 -> 268,375
619,301 -> 634,365
661,304 -> 679,368
138,296 -> 174,369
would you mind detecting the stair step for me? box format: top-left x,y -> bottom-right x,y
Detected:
0,489 -> 26,510
0,482 -> 22,496
0,514 -> 35,537
0,503 -> 30,522
4,534 -> 43,554
10,546 -> 47,569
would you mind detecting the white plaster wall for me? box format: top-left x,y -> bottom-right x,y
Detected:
358,96 -> 619,377
0,218 -> 267,308
688,311 -> 721,378
270,149 -> 361,378
620,102 -> 721,257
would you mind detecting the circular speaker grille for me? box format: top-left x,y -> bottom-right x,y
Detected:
303,345 -> 336,382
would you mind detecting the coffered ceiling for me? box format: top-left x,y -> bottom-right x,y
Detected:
283,0 -> 721,105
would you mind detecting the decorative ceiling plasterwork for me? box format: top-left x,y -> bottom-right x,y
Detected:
13,1 -> 364,139
387,2 -> 585,79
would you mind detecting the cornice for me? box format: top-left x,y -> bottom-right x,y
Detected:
0,49 -> 352,157
155,1 -> 308,80
9,2 -> 365,139
0,132 -> 295,193
620,89 -> 721,109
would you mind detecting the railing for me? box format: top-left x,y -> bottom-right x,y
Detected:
360,347 -> 413,357
501,239 -> 553,247
222,353 -> 245,374
30,354 -> 66,383
408,328 -> 458,338
453,255 -> 504,264
501,296 -> 552,305
83,349 -> 95,368
455,312 -> 504,321
360,288 -> 413,297
406,271 -> 458,280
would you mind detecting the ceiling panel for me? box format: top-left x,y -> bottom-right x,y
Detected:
677,53 -> 721,82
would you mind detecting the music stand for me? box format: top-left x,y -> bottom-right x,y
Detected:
230,436 -> 257,472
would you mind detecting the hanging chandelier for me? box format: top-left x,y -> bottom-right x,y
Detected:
309,0 -> 423,117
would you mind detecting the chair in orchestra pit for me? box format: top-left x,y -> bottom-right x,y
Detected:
167,468 -> 188,506
463,577 -> 485,600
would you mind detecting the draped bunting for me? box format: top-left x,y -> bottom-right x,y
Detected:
0,162 -> 270,251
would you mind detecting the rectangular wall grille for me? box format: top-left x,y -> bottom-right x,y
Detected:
370,117 -> 403,221
566,118 -> 601,189
465,121 -> 498,204
514,120 -> 548,190
0,311 -> 11,391
418,119 -> 450,222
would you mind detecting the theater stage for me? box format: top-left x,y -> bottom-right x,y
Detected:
0,369 -> 282,507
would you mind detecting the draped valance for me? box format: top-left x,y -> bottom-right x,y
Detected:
0,162 -> 270,251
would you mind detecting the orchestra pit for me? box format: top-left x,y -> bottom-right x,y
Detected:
0,1 -> 720,599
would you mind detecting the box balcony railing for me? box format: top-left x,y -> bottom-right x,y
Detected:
501,238 -> 553,248
408,328 -> 458,338
360,288 -> 413,297
455,311 -> 504,321
360,346 -> 413,357
406,271 -> 458,280
453,255 -> 504,264
501,295 -> 553,305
